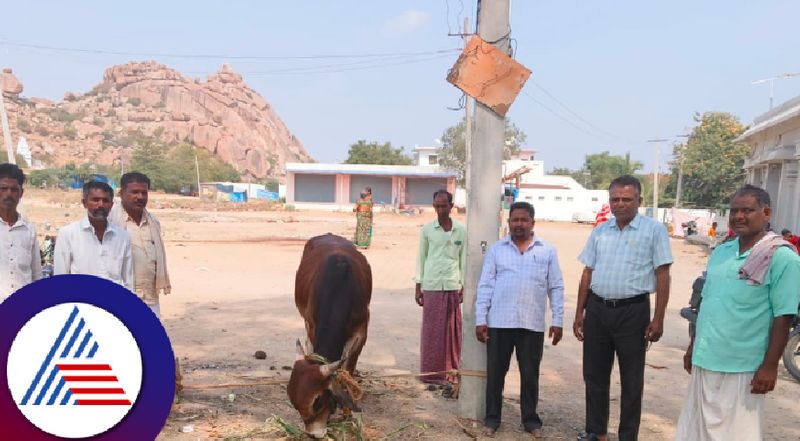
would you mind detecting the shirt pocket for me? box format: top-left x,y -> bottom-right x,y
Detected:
725,263 -> 767,308
529,257 -> 549,288
625,238 -> 651,268
104,255 -> 124,280
11,233 -> 33,273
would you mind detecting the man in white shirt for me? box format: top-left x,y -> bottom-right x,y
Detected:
54,181 -> 133,290
0,163 -> 42,301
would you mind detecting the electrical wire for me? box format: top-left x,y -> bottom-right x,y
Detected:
0,39 -> 460,61
220,53 -> 456,76
521,90 -> 607,139
529,79 -> 638,144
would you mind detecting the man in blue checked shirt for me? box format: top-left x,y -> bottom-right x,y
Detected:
574,175 -> 673,441
475,201 -> 564,438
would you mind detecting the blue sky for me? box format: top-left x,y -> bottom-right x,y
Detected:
2,1 -> 799,173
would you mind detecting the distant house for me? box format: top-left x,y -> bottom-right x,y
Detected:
413,145 -> 441,167
285,163 -> 456,210
507,159 -> 608,222
736,95 -> 800,234
413,144 -> 606,221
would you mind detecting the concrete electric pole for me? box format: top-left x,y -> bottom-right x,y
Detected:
458,0 -> 510,421
0,90 -> 16,164
674,134 -> 690,208
463,16 -> 472,175
646,138 -> 667,219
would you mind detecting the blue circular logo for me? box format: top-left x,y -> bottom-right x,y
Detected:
0,275 -> 175,440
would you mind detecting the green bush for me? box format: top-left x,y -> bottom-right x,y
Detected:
47,108 -> 85,122
35,125 -> 50,136
264,178 -> 280,193
17,119 -> 32,133
128,97 -> 141,107
62,127 -> 78,140
130,136 -> 242,193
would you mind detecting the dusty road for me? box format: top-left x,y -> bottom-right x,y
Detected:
20,190 -> 800,440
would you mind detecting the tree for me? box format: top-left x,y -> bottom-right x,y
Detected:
664,112 -> 749,208
549,152 -> 642,190
583,151 -> 643,189
438,117 -> 527,185
344,140 -> 413,165
131,137 -> 240,193
550,167 -> 590,187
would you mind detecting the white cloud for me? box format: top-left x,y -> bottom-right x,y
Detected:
384,10 -> 430,35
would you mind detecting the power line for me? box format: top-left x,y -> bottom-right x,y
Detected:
528,79 -> 638,144
0,39 -> 460,60
190,53 -> 456,76
521,90 -> 603,138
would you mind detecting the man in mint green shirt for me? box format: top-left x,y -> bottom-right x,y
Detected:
676,185 -> 800,441
415,189 -> 466,388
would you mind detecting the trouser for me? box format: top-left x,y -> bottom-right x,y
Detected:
484,328 -> 544,431
583,292 -> 650,441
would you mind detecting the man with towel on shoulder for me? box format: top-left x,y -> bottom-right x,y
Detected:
110,172 -> 171,319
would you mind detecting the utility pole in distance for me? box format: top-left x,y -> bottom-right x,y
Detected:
674,134 -> 690,208
458,0 -> 510,422
0,90 -> 15,164
646,138 -> 667,219
194,150 -> 202,198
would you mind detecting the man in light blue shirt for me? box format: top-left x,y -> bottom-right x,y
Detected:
475,201 -> 564,438
574,175 -> 672,441
675,185 -> 800,440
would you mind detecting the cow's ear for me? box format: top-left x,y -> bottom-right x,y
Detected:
295,339 -> 306,361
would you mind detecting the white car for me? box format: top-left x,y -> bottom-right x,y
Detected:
572,211 -> 596,224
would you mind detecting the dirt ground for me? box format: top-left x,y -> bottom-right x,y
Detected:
19,189 -> 800,440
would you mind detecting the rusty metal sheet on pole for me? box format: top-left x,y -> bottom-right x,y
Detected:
446,35 -> 531,117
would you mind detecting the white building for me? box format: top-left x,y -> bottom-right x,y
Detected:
16,136 -> 32,167
422,145 -> 606,221
413,145 -> 440,167
737,95 -> 800,234
503,160 -> 608,222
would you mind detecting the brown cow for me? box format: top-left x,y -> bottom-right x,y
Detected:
288,234 -> 371,438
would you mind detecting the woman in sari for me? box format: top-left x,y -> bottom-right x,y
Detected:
353,191 -> 373,249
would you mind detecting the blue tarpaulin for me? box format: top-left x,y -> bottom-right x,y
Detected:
69,174 -> 116,190
216,183 -> 235,193
255,189 -> 280,201
230,191 -> 247,202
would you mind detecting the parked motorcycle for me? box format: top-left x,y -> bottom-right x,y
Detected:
783,310 -> 800,382
681,272 -> 800,383
679,272 -> 705,338
40,234 -> 56,278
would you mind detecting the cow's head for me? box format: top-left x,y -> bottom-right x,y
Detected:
287,339 -> 351,439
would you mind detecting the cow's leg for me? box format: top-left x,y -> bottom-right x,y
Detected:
342,325 -> 368,373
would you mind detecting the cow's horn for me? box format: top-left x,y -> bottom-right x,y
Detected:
305,338 -> 314,355
319,357 -> 347,378
295,339 -> 306,361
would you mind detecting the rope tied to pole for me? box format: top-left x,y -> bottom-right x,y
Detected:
178,368 -> 486,391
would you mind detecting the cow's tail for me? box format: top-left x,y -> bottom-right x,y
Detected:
313,253 -> 359,361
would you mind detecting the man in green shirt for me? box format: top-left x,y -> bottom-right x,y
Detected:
415,189 -> 466,390
676,185 -> 800,440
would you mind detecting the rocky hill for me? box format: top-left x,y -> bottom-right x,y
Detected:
0,62 -> 312,178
